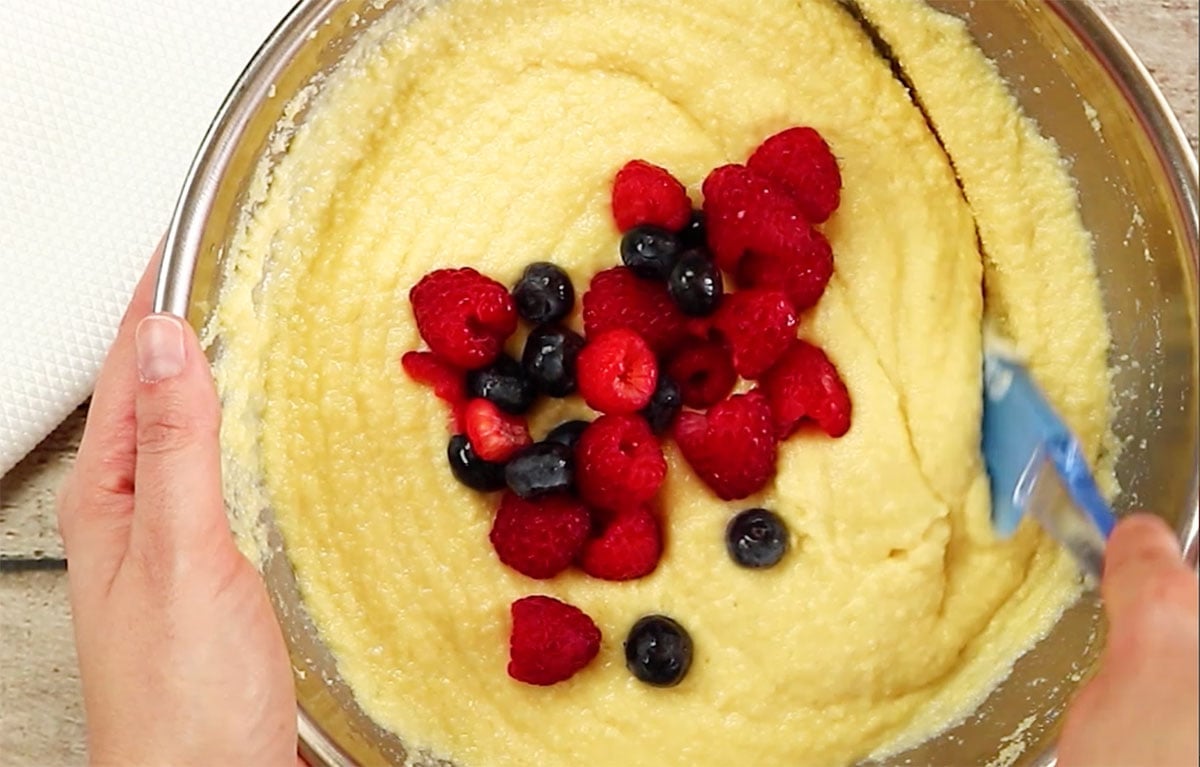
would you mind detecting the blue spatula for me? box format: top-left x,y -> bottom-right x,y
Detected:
982,329 -> 1117,582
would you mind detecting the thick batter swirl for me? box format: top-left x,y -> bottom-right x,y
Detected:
211,0 -> 1112,764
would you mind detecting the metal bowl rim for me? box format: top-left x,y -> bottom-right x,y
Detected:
153,1 -> 1200,765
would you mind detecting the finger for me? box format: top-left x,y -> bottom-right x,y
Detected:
1102,513 -> 1193,624
68,243 -> 164,497
128,313 -> 229,569
59,243 -> 163,556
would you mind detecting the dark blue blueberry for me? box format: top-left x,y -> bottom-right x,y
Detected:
668,248 -> 723,317
447,434 -> 506,492
620,225 -> 682,280
512,262 -> 575,324
679,209 -> 706,249
640,373 -> 681,434
466,354 -> 536,414
545,419 -> 590,450
725,508 -> 788,568
624,615 -> 693,687
522,325 -> 585,397
505,442 -> 574,499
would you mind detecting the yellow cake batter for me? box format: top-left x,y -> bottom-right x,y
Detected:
209,0 -> 1112,765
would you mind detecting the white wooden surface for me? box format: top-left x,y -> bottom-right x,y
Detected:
1,2 -> 1196,763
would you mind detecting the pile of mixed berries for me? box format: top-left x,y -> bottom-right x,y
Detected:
402,127 -> 851,688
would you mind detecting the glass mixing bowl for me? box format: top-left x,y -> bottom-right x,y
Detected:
155,1 -> 1198,764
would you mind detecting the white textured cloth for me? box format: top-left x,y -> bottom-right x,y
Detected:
0,0 -> 296,474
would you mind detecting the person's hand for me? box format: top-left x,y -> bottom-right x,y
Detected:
1058,514 -> 1198,767
57,248 -> 298,766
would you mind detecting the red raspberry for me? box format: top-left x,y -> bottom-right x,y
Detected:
711,289 -> 798,379
465,399 -> 532,462
747,126 -> 842,224
579,504 -> 662,581
701,164 -> 809,273
490,492 -> 591,580
508,595 -> 601,686
760,340 -> 852,438
674,392 -> 778,500
611,160 -> 692,232
665,340 -> 737,409
401,351 -> 466,415
410,268 -> 517,369
576,329 -> 658,415
736,225 -> 834,312
576,414 -> 666,512
582,267 -> 689,355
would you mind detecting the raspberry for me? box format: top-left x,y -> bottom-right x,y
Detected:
508,595 -> 601,685
747,126 -> 842,224
674,392 -> 778,500
576,414 -> 666,512
401,350 -> 466,414
760,340 -> 852,438
701,164 -> 769,271
490,492 -> 591,579
410,268 -> 517,369
579,504 -> 662,581
582,267 -> 689,355
665,340 -> 737,409
611,160 -> 692,232
736,226 -> 834,312
576,329 -> 658,415
711,289 -> 798,379
701,164 -> 808,272
465,399 -> 532,462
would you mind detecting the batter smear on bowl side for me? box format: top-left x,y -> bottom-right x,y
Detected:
209,0 -> 1113,765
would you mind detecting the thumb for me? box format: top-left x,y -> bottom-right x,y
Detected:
1101,514 -> 1196,625
130,313 -> 228,562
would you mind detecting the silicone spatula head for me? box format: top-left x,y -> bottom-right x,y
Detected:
982,330 -> 1116,582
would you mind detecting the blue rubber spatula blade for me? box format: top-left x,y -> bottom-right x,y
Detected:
982,331 -> 1117,582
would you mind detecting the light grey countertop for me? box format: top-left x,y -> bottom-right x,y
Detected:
2,2 -> 1196,764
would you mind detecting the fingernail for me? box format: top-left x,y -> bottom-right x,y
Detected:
136,315 -> 186,382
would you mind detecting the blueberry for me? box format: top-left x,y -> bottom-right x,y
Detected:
679,209 -> 706,250
725,508 -> 788,568
668,249 -> 723,317
624,615 -> 693,687
505,442 -> 574,498
620,225 -> 682,280
545,419 -> 590,450
447,434 -> 506,492
512,262 -> 575,324
522,325 -> 585,397
466,354 -> 536,414
640,373 -> 681,434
